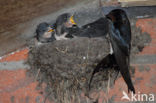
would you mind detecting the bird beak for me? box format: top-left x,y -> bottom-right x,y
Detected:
48,29 -> 54,32
70,15 -> 76,25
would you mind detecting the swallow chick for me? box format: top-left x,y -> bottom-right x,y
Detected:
106,9 -> 135,93
35,22 -> 55,44
54,13 -> 78,40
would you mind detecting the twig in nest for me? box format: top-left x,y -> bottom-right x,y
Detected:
43,92 -> 52,103
81,77 -> 86,82
55,47 -> 68,54
35,68 -> 40,81
106,71 -> 110,103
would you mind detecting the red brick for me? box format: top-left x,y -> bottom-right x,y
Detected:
0,48 -> 28,62
89,64 -> 156,102
136,18 -> 156,55
0,69 -> 51,103
0,70 -> 26,90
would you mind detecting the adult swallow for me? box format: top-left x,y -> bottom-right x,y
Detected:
106,9 -> 135,93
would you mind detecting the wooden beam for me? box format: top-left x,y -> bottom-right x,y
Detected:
119,0 -> 147,2
118,0 -> 156,7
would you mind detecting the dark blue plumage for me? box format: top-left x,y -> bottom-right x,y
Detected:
106,9 -> 135,93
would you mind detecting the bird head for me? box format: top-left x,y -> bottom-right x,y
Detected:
36,22 -> 55,43
54,13 -> 78,39
106,9 -> 128,24
55,13 -> 77,28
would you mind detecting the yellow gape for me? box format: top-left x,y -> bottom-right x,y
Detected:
70,16 -> 76,25
48,29 -> 54,32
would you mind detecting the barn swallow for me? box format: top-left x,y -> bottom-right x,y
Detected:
35,13 -> 78,43
106,9 -> 135,93
53,13 -> 77,40
36,22 -> 56,43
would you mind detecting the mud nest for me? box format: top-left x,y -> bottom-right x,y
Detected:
27,25 -> 151,103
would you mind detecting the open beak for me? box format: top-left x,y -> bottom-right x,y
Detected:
70,15 -> 76,25
48,29 -> 54,32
